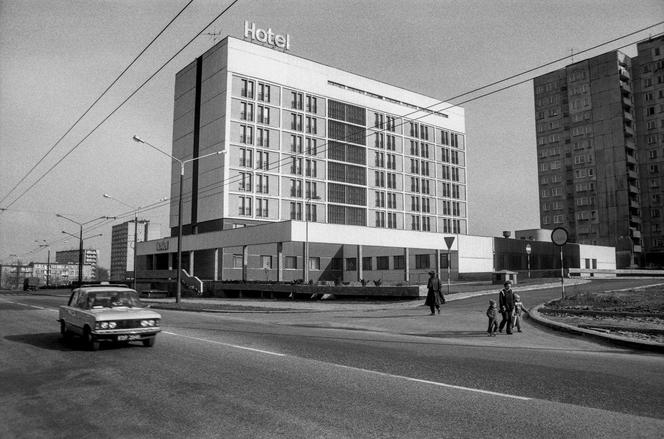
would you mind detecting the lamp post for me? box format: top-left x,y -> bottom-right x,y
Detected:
57,214 -> 113,285
304,193 -> 320,284
35,240 -> 51,287
525,243 -> 532,279
103,194 -> 166,290
132,135 -> 225,303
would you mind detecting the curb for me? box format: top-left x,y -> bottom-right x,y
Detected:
527,303 -> 664,354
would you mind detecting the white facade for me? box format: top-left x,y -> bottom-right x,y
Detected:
171,36 -> 468,236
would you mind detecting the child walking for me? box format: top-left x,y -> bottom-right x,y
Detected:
486,299 -> 498,336
512,294 -> 524,333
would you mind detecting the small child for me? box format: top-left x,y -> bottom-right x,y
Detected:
486,299 -> 498,336
513,294 -> 523,333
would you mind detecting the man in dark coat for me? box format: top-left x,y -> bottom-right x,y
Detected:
498,280 -> 516,334
425,271 -> 442,315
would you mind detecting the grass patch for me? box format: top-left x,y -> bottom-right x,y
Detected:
549,288 -> 664,314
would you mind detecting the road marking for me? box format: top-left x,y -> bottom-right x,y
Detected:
162,331 -> 286,357
333,364 -> 531,401
162,329 -> 529,400
0,298 -> 51,311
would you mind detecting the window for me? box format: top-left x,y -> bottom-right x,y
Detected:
238,196 -> 252,216
240,125 -> 253,144
415,254 -> 430,269
241,79 -> 254,98
256,151 -> 269,170
376,256 -> 389,270
306,95 -> 317,113
257,105 -> 270,124
393,255 -> 405,270
257,83 -> 270,102
290,179 -> 302,197
255,198 -> 269,217
256,128 -> 270,147
331,258 -> 343,270
233,254 -> 243,268
290,135 -> 303,153
239,172 -> 252,191
362,257 -> 372,271
240,102 -> 253,121
290,201 -> 302,220
291,91 -> 303,110
306,116 -> 317,134
309,257 -> 320,271
346,257 -> 357,271
306,137 -> 317,155
387,212 -> 397,228
285,256 -> 297,269
261,255 -> 273,269
290,113 -> 303,131
239,148 -> 253,167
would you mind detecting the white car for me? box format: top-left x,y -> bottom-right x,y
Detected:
58,285 -> 161,350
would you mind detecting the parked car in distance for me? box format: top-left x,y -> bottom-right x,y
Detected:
58,284 -> 161,350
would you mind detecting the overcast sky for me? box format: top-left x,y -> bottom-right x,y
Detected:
1,0 -> 663,268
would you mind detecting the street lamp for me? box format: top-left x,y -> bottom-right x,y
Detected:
35,240 -> 51,287
132,135 -> 225,303
57,214 -> 114,285
525,243 -> 532,279
304,193 -> 320,284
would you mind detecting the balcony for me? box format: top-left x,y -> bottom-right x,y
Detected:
630,199 -> 640,209
631,228 -> 641,239
626,154 -> 637,165
620,81 -> 632,94
630,214 -> 641,224
627,170 -> 638,180
633,244 -> 642,253
624,125 -> 634,137
619,67 -> 630,81
623,110 -> 633,121
629,184 -> 639,194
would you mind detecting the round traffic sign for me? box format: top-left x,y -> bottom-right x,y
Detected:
525,243 -> 532,254
551,227 -> 568,246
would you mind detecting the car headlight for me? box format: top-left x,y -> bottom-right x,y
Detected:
100,322 -> 108,329
108,322 -> 117,329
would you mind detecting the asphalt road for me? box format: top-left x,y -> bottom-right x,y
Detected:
1,283 -> 663,438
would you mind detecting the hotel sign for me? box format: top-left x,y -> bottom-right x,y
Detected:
156,240 -> 169,252
244,21 -> 291,50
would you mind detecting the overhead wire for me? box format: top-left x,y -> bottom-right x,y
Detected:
0,0 -> 196,207
0,0 -> 242,212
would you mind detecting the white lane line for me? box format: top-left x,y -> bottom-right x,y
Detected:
335,364 -> 531,401
0,298 -> 51,311
162,329 -> 530,400
162,331 -> 286,357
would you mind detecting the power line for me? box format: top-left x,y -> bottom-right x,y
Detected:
0,0 -> 196,207
0,0 -> 242,212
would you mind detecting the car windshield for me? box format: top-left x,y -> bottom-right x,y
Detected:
85,291 -> 143,309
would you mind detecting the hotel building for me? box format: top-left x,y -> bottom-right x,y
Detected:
136,29 -> 615,289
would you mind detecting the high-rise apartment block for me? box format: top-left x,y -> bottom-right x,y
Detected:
534,36 -> 664,268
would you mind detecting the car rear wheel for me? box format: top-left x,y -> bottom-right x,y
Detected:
60,321 -> 72,341
142,336 -> 156,347
84,327 -> 100,351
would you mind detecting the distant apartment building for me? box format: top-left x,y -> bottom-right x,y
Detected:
533,36 -> 664,268
110,220 -> 161,282
55,249 -> 99,278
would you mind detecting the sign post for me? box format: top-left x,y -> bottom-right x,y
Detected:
444,237 -> 455,296
525,243 -> 532,279
551,227 -> 568,299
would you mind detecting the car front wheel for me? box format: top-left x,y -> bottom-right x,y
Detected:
84,327 -> 100,351
60,321 -> 72,341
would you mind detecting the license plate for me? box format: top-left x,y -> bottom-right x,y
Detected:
117,335 -> 140,341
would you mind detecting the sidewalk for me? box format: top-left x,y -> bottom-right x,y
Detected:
144,279 -> 662,352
